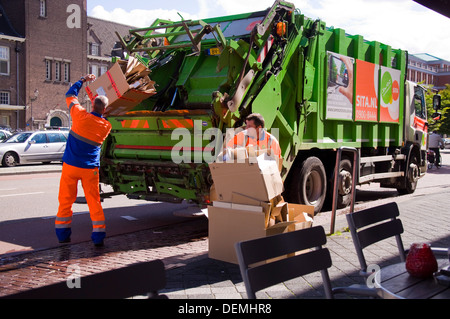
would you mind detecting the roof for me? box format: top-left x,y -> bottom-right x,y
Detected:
0,4 -> 23,38
87,16 -> 137,58
410,53 -> 448,63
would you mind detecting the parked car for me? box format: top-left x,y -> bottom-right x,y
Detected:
0,129 -> 12,142
0,131 -> 68,167
443,138 -> 450,149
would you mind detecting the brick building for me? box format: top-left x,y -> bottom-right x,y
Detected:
0,0 -> 135,131
86,16 -> 134,112
0,3 -> 26,130
407,53 -> 450,91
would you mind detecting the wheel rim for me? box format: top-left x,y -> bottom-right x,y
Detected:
4,154 -> 16,166
408,162 -> 419,183
304,170 -> 323,204
339,170 -> 352,195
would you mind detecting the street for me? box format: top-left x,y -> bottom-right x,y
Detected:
0,149 -> 449,257
0,167 -> 203,255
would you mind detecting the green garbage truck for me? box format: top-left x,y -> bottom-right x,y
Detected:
98,0 -> 440,214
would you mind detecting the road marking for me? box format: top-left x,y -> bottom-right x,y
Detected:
0,192 -> 44,198
121,215 -> 138,221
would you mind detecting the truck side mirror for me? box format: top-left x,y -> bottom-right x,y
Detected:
433,94 -> 441,110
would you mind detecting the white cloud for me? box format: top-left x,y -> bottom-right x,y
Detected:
90,0 -> 450,61
90,5 -> 198,28
212,0 -> 275,16
295,0 -> 450,61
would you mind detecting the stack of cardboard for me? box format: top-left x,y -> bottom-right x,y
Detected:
208,152 -> 314,264
85,56 -> 157,116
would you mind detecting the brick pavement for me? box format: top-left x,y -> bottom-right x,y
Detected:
0,187 -> 449,299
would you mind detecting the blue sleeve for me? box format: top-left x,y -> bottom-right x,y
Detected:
66,80 -> 84,97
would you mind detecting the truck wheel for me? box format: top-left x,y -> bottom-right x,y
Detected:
290,156 -> 327,214
397,154 -> 419,195
332,158 -> 353,209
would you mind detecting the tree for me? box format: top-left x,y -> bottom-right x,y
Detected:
425,84 -> 450,136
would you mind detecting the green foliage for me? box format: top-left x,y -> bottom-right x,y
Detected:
425,84 -> 450,136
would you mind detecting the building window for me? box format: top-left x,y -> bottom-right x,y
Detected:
100,66 -> 107,76
89,64 -> 98,77
89,43 -> 100,56
63,62 -> 70,82
39,0 -> 47,18
55,61 -> 61,81
45,59 -> 52,80
1,116 -> 9,127
0,46 -> 10,75
0,91 -> 10,105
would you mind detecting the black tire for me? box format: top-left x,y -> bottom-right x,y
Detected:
289,156 -> 327,214
2,151 -> 18,167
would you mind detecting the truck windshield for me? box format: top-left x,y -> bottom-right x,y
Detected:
414,87 -> 427,120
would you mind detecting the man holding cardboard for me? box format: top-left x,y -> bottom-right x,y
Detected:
226,113 -> 281,160
55,74 -> 112,247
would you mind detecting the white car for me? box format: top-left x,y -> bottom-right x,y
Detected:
0,129 -> 12,142
0,131 -> 68,167
444,138 -> 450,149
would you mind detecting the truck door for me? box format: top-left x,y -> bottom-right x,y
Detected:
413,86 -> 428,151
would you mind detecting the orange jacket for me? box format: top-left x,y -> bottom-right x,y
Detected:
63,80 -> 112,168
226,128 -> 281,159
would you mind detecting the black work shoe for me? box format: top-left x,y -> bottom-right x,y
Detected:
59,238 -> 71,244
94,241 -> 104,247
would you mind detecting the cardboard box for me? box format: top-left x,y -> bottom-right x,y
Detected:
286,203 -> 314,231
209,153 -> 284,204
85,57 -> 156,116
208,200 -> 315,264
208,204 -> 295,264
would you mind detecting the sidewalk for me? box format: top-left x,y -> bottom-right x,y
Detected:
0,168 -> 449,299
160,190 -> 450,299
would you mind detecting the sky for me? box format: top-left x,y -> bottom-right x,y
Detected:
87,0 -> 450,62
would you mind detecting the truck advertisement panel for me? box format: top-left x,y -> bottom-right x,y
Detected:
326,52 -> 354,120
355,59 -> 379,122
379,66 -> 401,123
327,52 -> 401,124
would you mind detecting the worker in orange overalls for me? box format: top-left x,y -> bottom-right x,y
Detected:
55,74 -> 112,247
225,113 -> 281,160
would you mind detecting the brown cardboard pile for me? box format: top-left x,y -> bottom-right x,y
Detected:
208,152 -> 314,264
85,56 -> 157,116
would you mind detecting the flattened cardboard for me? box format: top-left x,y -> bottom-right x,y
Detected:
287,203 -> 314,231
85,60 -> 156,116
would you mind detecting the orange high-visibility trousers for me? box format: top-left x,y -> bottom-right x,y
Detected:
55,163 -> 106,243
